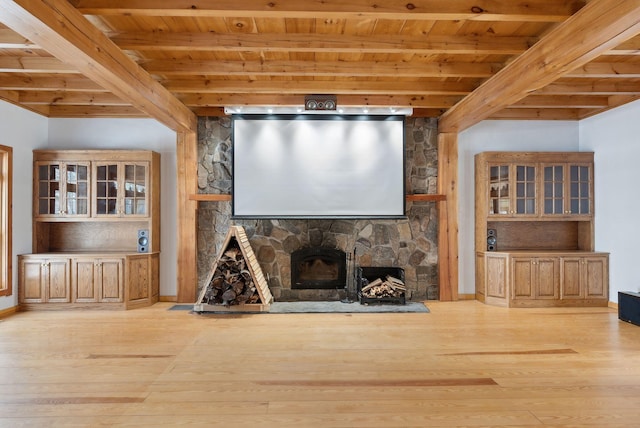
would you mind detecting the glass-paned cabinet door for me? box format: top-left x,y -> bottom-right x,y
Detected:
514,165 -> 536,215
64,163 -> 89,216
123,163 -> 148,216
35,161 -> 90,218
543,165 -> 565,215
94,163 -> 120,216
569,164 -> 592,215
488,164 -> 510,215
36,162 -> 61,216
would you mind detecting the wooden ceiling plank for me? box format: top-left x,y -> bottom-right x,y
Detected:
439,0 -> 640,132
565,62 -> 640,78
0,0 -> 196,132
48,104 -> 146,118
144,59 -> 502,78
110,31 -> 537,55
511,95 -> 610,109
71,0 -> 585,22
488,108 -> 584,120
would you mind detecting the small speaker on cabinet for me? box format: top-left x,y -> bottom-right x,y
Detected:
487,229 -> 497,251
137,229 -> 149,253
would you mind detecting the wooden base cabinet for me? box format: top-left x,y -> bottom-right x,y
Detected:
476,251 -> 608,307
19,253 -> 158,310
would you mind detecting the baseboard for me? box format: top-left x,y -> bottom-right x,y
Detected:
159,295 -> 177,303
0,305 -> 19,319
457,294 -> 476,301
608,301 -> 618,310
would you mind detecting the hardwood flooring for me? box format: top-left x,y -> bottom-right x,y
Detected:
1,301 -> 640,427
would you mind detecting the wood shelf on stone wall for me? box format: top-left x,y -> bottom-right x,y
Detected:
189,193 -> 445,202
189,194 -> 232,201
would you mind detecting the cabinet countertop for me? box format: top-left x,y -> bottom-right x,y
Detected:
20,251 -> 160,257
479,250 -> 609,256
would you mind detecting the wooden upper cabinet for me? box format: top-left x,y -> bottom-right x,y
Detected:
35,161 -> 90,219
541,162 -> 593,218
487,163 -> 538,218
93,162 -> 150,218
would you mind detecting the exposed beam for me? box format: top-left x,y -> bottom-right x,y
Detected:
489,108 -> 585,120
162,79 -> 477,96
0,27 -> 37,48
511,95 -> 610,109
0,0 -> 196,132
47,105 -> 146,118
565,62 -> 640,78
144,59 -> 502,78
111,32 -> 536,55
177,93 -> 463,108
0,74 -> 106,91
538,80 -> 640,95
439,0 -> 640,132
17,90 -> 127,105
0,57 -> 78,73
71,0 -> 585,22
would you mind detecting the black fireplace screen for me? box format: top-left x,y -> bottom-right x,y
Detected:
291,247 -> 347,289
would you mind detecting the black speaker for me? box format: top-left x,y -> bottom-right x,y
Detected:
137,229 -> 149,253
487,229 -> 497,251
619,292 -> 640,327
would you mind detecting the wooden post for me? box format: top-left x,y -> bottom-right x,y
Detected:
176,131 -> 198,303
437,132 -> 459,301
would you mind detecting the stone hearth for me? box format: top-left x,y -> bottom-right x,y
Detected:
196,116 -> 439,301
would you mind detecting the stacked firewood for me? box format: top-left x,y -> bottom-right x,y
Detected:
361,275 -> 406,299
201,245 -> 261,306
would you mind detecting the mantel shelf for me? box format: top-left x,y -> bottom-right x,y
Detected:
189,193 -> 446,202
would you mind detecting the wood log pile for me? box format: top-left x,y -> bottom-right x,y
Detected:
361,275 -> 406,299
201,245 -> 261,306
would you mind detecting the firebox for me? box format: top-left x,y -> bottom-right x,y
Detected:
291,247 -> 347,289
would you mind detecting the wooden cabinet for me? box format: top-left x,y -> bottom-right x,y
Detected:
20,253 -> 157,310
511,256 -> 559,301
72,257 -> 124,303
34,161 -> 90,219
477,251 -> 608,307
19,256 -> 71,303
560,255 -> 608,301
475,152 -> 607,307
21,150 -> 161,311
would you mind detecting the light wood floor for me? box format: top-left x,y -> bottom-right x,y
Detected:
1,301 -> 640,427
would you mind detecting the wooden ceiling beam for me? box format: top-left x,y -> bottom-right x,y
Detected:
439,0 -> 640,132
0,27 -> 37,48
0,57 -> 78,73
17,90 -> 127,105
47,105 -> 146,118
538,80 -> 640,95
162,79 -> 476,95
144,59 -> 501,78
111,32 -> 536,56
488,108 -> 584,120
71,0 -> 585,22
565,62 -> 640,78
0,74 -> 106,91
0,0 -> 196,132
511,95 -> 611,109
177,93 -> 464,108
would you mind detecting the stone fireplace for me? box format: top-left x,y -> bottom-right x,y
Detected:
196,116 -> 439,302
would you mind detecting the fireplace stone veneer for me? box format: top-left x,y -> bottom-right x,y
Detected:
196,116 -> 440,301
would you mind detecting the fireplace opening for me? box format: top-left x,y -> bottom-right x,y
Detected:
291,247 -> 347,289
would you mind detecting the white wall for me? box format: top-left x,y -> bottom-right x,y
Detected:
457,121 -> 580,295
0,102 -> 48,310
47,119 -> 178,297
580,100 -> 640,302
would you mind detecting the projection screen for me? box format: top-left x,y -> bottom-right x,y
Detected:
232,115 -> 405,218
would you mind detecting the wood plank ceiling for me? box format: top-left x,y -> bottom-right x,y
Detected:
1,0 -> 640,128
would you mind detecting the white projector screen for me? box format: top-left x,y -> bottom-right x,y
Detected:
232,115 -> 405,218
